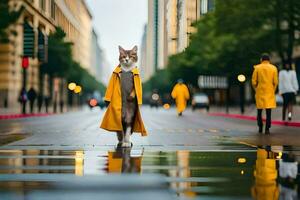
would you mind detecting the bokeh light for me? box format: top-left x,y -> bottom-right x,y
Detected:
237,74 -> 246,83
68,82 -> 76,90
163,103 -> 170,110
74,85 -> 82,93
152,93 -> 159,101
89,98 -> 98,107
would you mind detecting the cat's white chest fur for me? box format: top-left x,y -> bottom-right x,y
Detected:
120,64 -> 136,72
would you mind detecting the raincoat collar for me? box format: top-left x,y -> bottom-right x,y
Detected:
261,60 -> 270,64
113,65 -> 139,75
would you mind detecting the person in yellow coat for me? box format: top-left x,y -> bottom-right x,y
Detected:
100,65 -> 147,137
252,54 -> 278,134
171,79 -> 190,116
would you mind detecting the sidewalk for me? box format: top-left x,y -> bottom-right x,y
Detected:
208,105 -> 300,127
0,106 -> 90,120
0,107 -> 55,120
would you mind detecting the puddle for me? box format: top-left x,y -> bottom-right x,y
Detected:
0,146 -> 299,199
0,133 -> 28,146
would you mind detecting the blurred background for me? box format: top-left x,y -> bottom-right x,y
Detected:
0,0 -> 299,114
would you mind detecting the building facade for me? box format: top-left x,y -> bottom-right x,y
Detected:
139,25 -> 148,81
145,0 -> 214,79
144,0 -> 214,82
90,29 -> 106,83
144,0 -> 168,82
0,0 -> 93,109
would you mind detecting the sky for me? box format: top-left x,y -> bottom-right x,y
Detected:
86,0 -> 147,71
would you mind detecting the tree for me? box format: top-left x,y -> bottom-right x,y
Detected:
165,0 -> 300,86
41,27 -> 73,78
271,0 -> 300,67
41,27 -> 105,98
0,0 -> 23,43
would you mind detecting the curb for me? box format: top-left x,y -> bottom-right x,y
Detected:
0,113 -> 53,120
209,113 -> 300,127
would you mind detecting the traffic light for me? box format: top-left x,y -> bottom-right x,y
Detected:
23,22 -> 34,57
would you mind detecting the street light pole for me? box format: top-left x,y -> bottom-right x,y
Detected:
21,57 -> 29,114
237,74 -> 246,114
239,82 -> 245,114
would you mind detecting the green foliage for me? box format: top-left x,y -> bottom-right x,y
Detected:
42,27 -> 105,95
68,61 -> 106,94
0,0 -> 23,43
147,0 -> 300,90
42,27 -> 73,77
143,69 -> 171,94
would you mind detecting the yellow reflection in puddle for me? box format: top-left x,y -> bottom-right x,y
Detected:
108,148 -> 143,173
238,157 -> 247,164
251,148 -> 279,199
176,150 -> 196,198
75,151 -> 84,176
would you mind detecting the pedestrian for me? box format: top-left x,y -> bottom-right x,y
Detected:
18,87 -> 27,114
171,79 -> 190,116
60,99 -> 64,113
44,96 -> 50,113
37,94 -> 43,113
27,87 -> 37,114
252,54 -> 278,134
100,45 -> 147,148
279,62 -> 299,122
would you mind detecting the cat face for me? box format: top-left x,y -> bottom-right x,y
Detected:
119,46 -> 138,67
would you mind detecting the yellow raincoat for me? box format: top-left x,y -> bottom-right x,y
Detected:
252,61 -> 278,109
100,66 -> 147,136
171,83 -> 190,113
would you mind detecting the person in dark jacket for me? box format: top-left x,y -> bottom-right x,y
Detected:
27,87 -> 37,114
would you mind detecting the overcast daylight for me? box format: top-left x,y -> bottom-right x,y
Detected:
1,0 -> 300,199
86,0 -> 147,70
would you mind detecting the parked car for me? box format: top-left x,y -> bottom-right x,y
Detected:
192,93 -> 210,111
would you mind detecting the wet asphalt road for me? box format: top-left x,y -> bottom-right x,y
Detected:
0,106 -> 299,150
0,106 -> 299,200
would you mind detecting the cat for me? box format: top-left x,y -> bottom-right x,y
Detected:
118,45 -> 138,147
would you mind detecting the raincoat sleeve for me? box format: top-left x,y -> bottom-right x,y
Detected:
104,73 -> 115,102
184,85 -> 190,100
171,85 -> 177,99
252,67 -> 258,90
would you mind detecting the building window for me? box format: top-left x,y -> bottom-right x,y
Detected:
208,0 -> 214,12
50,0 -> 56,19
200,0 -> 207,14
39,0 -> 46,12
200,0 -> 214,15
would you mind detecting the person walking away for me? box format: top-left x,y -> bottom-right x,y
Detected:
18,87 -> 27,114
279,62 -> 299,122
44,95 -> 50,113
27,87 -> 37,114
37,93 -> 43,113
252,54 -> 278,134
171,79 -> 190,116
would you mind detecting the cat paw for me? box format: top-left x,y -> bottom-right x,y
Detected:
121,142 -> 132,148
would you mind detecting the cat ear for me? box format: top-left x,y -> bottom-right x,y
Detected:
118,46 -> 125,53
132,45 -> 138,53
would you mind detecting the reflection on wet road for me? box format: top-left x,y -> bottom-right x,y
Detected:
0,146 -> 299,199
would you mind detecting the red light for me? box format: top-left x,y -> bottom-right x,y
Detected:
22,57 -> 29,69
89,99 -> 98,107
